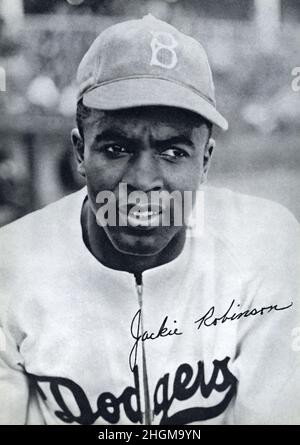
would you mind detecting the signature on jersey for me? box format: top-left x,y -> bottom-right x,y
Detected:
129,299 -> 293,371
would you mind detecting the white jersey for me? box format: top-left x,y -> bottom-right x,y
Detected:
0,186 -> 299,425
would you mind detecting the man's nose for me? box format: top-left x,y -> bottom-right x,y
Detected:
122,151 -> 163,193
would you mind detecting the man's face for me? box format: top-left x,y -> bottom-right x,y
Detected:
72,106 -> 214,256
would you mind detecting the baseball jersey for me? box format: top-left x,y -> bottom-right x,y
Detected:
0,186 -> 299,425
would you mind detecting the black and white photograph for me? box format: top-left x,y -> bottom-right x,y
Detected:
0,0 -> 299,427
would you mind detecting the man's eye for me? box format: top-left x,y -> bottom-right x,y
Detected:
103,145 -> 129,158
160,148 -> 189,160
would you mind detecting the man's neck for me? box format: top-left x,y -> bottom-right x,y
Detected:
81,199 -> 186,275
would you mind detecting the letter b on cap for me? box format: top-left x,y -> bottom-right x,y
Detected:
150,31 -> 178,70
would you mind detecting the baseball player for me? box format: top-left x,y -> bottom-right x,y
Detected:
0,15 -> 299,425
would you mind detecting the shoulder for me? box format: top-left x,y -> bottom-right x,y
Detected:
204,185 -> 298,228
0,188 -> 87,335
0,188 -> 87,323
0,187 -> 87,271
202,186 -> 300,270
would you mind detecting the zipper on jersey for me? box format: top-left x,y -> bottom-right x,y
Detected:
134,273 -> 152,425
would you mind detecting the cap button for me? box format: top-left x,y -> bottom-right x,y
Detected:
143,13 -> 157,21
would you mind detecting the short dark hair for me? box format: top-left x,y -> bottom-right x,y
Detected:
76,99 -> 92,141
76,100 -> 212,142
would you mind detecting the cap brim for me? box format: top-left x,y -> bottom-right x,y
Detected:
82,78 -> 228,131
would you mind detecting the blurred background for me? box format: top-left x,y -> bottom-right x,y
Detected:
0,0 -> 299,227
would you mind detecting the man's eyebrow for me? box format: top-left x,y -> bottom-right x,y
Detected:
154,135 -> 195,148
94,129 -> 130,142
92,131 -> 195,148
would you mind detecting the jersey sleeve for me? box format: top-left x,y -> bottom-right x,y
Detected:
0,231 -> 30,425
0,326 -> 30,424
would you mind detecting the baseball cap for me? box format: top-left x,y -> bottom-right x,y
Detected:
77,14 -> 228,130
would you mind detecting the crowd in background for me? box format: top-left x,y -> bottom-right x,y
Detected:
0,0 -> 299,226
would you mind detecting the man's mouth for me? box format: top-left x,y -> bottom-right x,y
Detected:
119,204 -> 163,228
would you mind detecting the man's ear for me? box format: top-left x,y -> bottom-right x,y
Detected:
71,128 -> 86,178
203,137 -> 215,181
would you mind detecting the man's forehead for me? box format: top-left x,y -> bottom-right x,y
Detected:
86,106 -> 208,138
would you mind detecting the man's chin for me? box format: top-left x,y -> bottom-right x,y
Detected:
109,237 -> 165,257
105,227 -> 170,257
